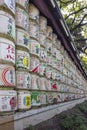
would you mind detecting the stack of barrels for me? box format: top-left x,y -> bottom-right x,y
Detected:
39,16 -> 48,106
0,0 -> 17,113
15,0 -> 31,110
28,4 -> 59,106
29,4 -> 41,107
0,1 -> 86,113
46,28 -> 59,105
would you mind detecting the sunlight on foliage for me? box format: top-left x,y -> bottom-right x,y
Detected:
57,0 -> 87,70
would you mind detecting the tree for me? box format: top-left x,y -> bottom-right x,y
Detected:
57,0 -> 87,70
57,0 -> 87,48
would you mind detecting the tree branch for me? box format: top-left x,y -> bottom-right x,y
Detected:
65,6 -> 87,20
80,22 -> 87,27
75,38 -> 87,42
78,15 -> 87,25
71,2 -> 76,25
58,0 -> 76,4
71,14 -> 87,32
71,14 -> 76,25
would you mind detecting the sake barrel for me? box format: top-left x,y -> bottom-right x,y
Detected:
47,92 -> 53,105
65,93 -> 70,101
73,87 -> 76,94
0,64 -> 15,87
30,74 -> 40,90
40,46 -> 47,62
67,77 -> 70,85
29,3 -> 39,24
56,71 -> 62,81
60,46 -> 64,54
30,39 -> 40,57
62,75 -> 66,83
0,90 -> 17,112
16,71 -> 31,89
65,76 -> 68,84
56,39 -> 61,50
46,26 -> 53,40
39,62 -> 46,76
39,33 -> 46,47
17,91 -> 31,110
46,79 -> 51,91
39,16 -> 47,34
47,53 -> 52,66
57,93 -> 62,103
64,93 -> 70,102
56,49 -> 62,60
52,33 -> 57,44
58,60 -> 63,72
31,91 -> 41,107
0,37 -> 15,65
39,77 -> 46,90
62,84 -> 67,92
40,92 -> 47,105
62,93 -> 67,102
52,92 -> 58,104
45,66 -> 52,79
56,82 -> 60,92
64,57 -> 67,68
30,56 -> 39,74
0,0 -> 15,14
29,20 -> 39,41
52,57 -> 58,69
51,82 -> 58,91
46,39 -> 52,53
16,0 -> 29,10
52,44 -> 57,57
67,86 -> 70,93
16,49 -> 30,70
16,28 -> 29,50
16,5 -> 29,31
0,10 -> 15,41
51,69 -> 56,80
60,83 -> 63,92
74,94 -> 77,99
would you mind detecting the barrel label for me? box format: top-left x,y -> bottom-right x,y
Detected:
16,7 -> 29,31
16,0 -> 29,9
0,41 -> 15,64
23,96 -> 31,106
31,91 -> 41,106
0,0 -> 15,14
16,72 -> 31,89
0,90 -> 17,111
16,29 -> 29,49
30,57 -> 39,73
0,65 -> 15,86
16,50 -> 30,69
0,11 -> 15,40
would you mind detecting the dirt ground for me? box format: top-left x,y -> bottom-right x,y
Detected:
24,100 -> 87,130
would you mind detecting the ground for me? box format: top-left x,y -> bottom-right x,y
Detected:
24,100 -> 87,130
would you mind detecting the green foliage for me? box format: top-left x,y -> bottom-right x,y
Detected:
76,101 -> 87,113
58,0 -> 87,36
61,116 -> 87,130
61,101 -> 87,130
61,114 -> 87,130
28,125 -> 35,130
61,116 -> 74,129
27,101 -> 87,130
57,0 -> 87,70
76,125 -> 87,130
80,54 -> 87,70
